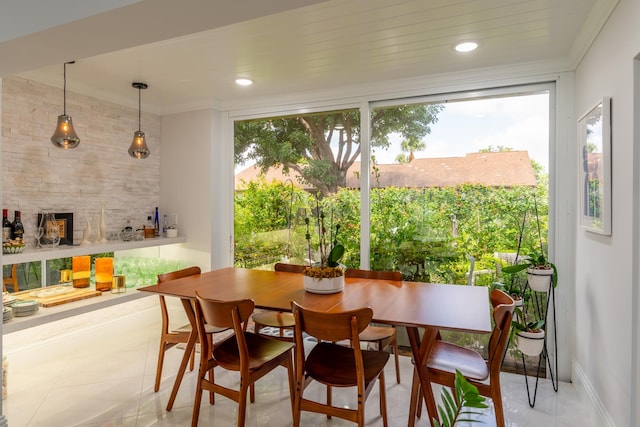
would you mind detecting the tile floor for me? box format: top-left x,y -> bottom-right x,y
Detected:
2,297 -> 602,426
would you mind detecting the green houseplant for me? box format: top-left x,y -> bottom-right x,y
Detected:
511,307 -> 546,356
501,253 -> 557,291
431,370 -> 488,427
501,196 -> 557,292
302,210 -> 345,293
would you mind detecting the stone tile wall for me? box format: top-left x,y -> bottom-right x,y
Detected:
1,76 -> 161,245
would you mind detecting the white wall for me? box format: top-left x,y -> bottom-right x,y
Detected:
159,109 -> 215,270
1,76 -> 160,243
574,0 -> 638,425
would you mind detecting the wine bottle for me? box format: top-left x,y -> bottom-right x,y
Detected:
11,210 -> 24,241
154,207 -> 159,237
2,209 -> 11,243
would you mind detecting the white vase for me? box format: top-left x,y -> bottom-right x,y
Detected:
98,201 -> 107,243
303,275 -> 344,294
526,267 -> 553,292
516,330 -> 545,356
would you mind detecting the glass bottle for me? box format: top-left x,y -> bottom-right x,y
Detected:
144,216 -> 155,238
2,209 -> 11,243
154,207 -> 160,237
11,211 -> 24,241
162,214 -> 168,237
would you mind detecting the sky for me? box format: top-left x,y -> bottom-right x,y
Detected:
374,92 -> 550,172
235,92 -> 550,174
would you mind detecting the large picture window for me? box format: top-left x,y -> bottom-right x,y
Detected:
233,86 -> 551,288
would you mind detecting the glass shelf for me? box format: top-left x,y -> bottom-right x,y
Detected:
2,236 -> 186,266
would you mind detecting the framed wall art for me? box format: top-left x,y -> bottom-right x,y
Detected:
578,97 -> 611,235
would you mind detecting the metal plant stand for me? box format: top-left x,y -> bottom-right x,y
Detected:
520,275 -> 558,407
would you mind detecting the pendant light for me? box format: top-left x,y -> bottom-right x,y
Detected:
128,82 -> 150,159
51,61 -> 80,149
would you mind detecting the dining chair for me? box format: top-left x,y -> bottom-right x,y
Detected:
291,301 -> 389,427
153,266 -> 228,393
344,268 -> 402,384
192,293 -> 295,427
250,262 -> 305,341
409,289 -> 515,427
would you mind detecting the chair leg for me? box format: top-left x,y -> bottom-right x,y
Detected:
292,378 -> 302,427
191,376 -> 204,427
491,379 -> 506,427
154,342 -> 167,392
326,385 -> 332,419
408,366 -> 422,421
392,335 -> 400,384
189,345 -> 196,371
379,371 -> 388,427
238,383 -> 249,427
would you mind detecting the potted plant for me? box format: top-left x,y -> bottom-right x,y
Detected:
501,195 -> 557,293
302,210 -> 345,294
512,309 -> 545,356
501,254 -> 557,292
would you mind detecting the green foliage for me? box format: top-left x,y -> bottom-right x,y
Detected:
511,306 -> 545,338
234,181 -> 548,283
432,370 -> 488,427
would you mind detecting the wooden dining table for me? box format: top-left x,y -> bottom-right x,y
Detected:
138,267 -> 492,426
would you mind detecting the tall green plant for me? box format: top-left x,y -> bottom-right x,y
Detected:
432,370 -> 488,427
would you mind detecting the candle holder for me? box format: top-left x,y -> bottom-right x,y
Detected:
111,275 -> 126,293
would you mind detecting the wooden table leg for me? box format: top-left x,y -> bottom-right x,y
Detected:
406,326 -> 439,427
166,298 -> 198,411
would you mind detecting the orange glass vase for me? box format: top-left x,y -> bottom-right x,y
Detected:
95,257 -> 114,292
72,256 -> 91,288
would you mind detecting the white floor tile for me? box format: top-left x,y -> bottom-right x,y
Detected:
2,302 -> 602,427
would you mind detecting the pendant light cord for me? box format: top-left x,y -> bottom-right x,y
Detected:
138,86 -> 142,132
62,61 -> 75,116
63,62 -> 67,115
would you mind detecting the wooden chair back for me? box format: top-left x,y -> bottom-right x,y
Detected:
274,263 -> 307,273
195,295 -> 254,332
157,266 -> 201,283
292,301 -> 372,343
487,289 -> 516,369
3,264 -> 18,292
344,268 -> 402,281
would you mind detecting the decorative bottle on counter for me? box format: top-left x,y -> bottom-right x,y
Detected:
11,211 -> 24,241
162,214 -> 168,237
144,216 -> 155,238
154,207 -> 160,237
2,209 -> 11,243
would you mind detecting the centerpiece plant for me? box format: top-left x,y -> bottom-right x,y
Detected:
303,208 -> 345,279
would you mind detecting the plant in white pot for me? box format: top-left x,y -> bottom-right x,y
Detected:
501,254 -> 557,293
512,309 -> 546,357
302,211 -> 345,294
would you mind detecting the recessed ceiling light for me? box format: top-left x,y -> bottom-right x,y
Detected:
235,78 -> 253,86
455,42 -> 478,53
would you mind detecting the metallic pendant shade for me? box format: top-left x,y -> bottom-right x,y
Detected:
51,61 -> 80,149
128,82 -> 150,159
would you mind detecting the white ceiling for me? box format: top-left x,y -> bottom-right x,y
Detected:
3,0 -> 618,115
